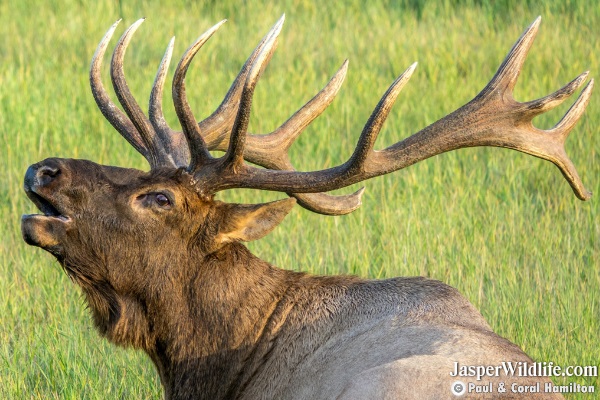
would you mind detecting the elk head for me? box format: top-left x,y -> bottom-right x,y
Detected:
22,16 -> 592,347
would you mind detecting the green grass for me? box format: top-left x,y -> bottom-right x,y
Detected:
1,0 -> 598,398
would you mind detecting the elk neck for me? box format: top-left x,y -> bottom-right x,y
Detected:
131,241 -> 363,400
124,242 -> 299,399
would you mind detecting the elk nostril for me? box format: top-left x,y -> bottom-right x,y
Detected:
36,165 -> 61,186
24,163 -> 62,191
39,165 -> 60,178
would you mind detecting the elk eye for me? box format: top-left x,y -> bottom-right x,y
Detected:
155,193 -> 171,208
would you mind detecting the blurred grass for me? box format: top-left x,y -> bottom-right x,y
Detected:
0,0 -> 598,398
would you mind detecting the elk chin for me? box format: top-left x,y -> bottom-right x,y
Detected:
21,214 -> 70,256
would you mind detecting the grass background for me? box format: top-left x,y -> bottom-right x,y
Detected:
0,0 -> 598,398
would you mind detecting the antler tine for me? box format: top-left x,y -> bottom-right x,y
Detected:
522,71 -> 589,116
149,37 -> 175,134
220,58 -> 365,215
173,20 -> 227,171
221,15 -> 285,171
92,17 -> 592,210
111,18 -> 173,169
513,71 -> 593,198
197,18 -> 280,147
86,19 -> 414,213
482,16 -> 540,96
463,16 -> 593,200
348,63 -> 417,173
90,20 -> 149,159
545,79 -> 594,199
200,63 -> 418,194
244,60 -> 363,215
293,189 -> 365,215
553,79 -> 594,138
198,17 -> 364,215
266,60 -> 349,159
197,17 -> 592,203
148,37 -> 190,168
200,23 -> 348,159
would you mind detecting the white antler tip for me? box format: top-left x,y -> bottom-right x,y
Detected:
529,16 -> 542,31
272,14 -> 286,32
105,20 -> 121,36
401,62 -> 418,80
356,187 -> 366,199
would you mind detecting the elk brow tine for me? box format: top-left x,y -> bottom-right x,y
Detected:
111,18 -> 168,169
90,20 -> 148,158
292,189 -> 365,215
223,15 -> 285,170
199,15 -> 284,149
173,20 -> 227,171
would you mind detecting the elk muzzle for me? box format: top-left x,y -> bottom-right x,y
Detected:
22,159 -> 72,253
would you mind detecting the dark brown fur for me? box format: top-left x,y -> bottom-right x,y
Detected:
22,157 -> 562,399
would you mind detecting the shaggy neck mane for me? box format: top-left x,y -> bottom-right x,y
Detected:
76,242 -> 351,399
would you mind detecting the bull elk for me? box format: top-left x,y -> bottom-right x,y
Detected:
21,15 -> 592,400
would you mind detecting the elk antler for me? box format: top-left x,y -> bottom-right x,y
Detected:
92,16 -> 593,218
91,16 -> 363,215
186,16 -> 593,201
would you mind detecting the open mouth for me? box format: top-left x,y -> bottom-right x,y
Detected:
25,190 -> 70,221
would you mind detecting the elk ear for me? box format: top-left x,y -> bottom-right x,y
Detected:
212,198 -> 296,248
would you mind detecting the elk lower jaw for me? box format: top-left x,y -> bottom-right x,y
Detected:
21,188 -> 72,252
21,213 -> 70,253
